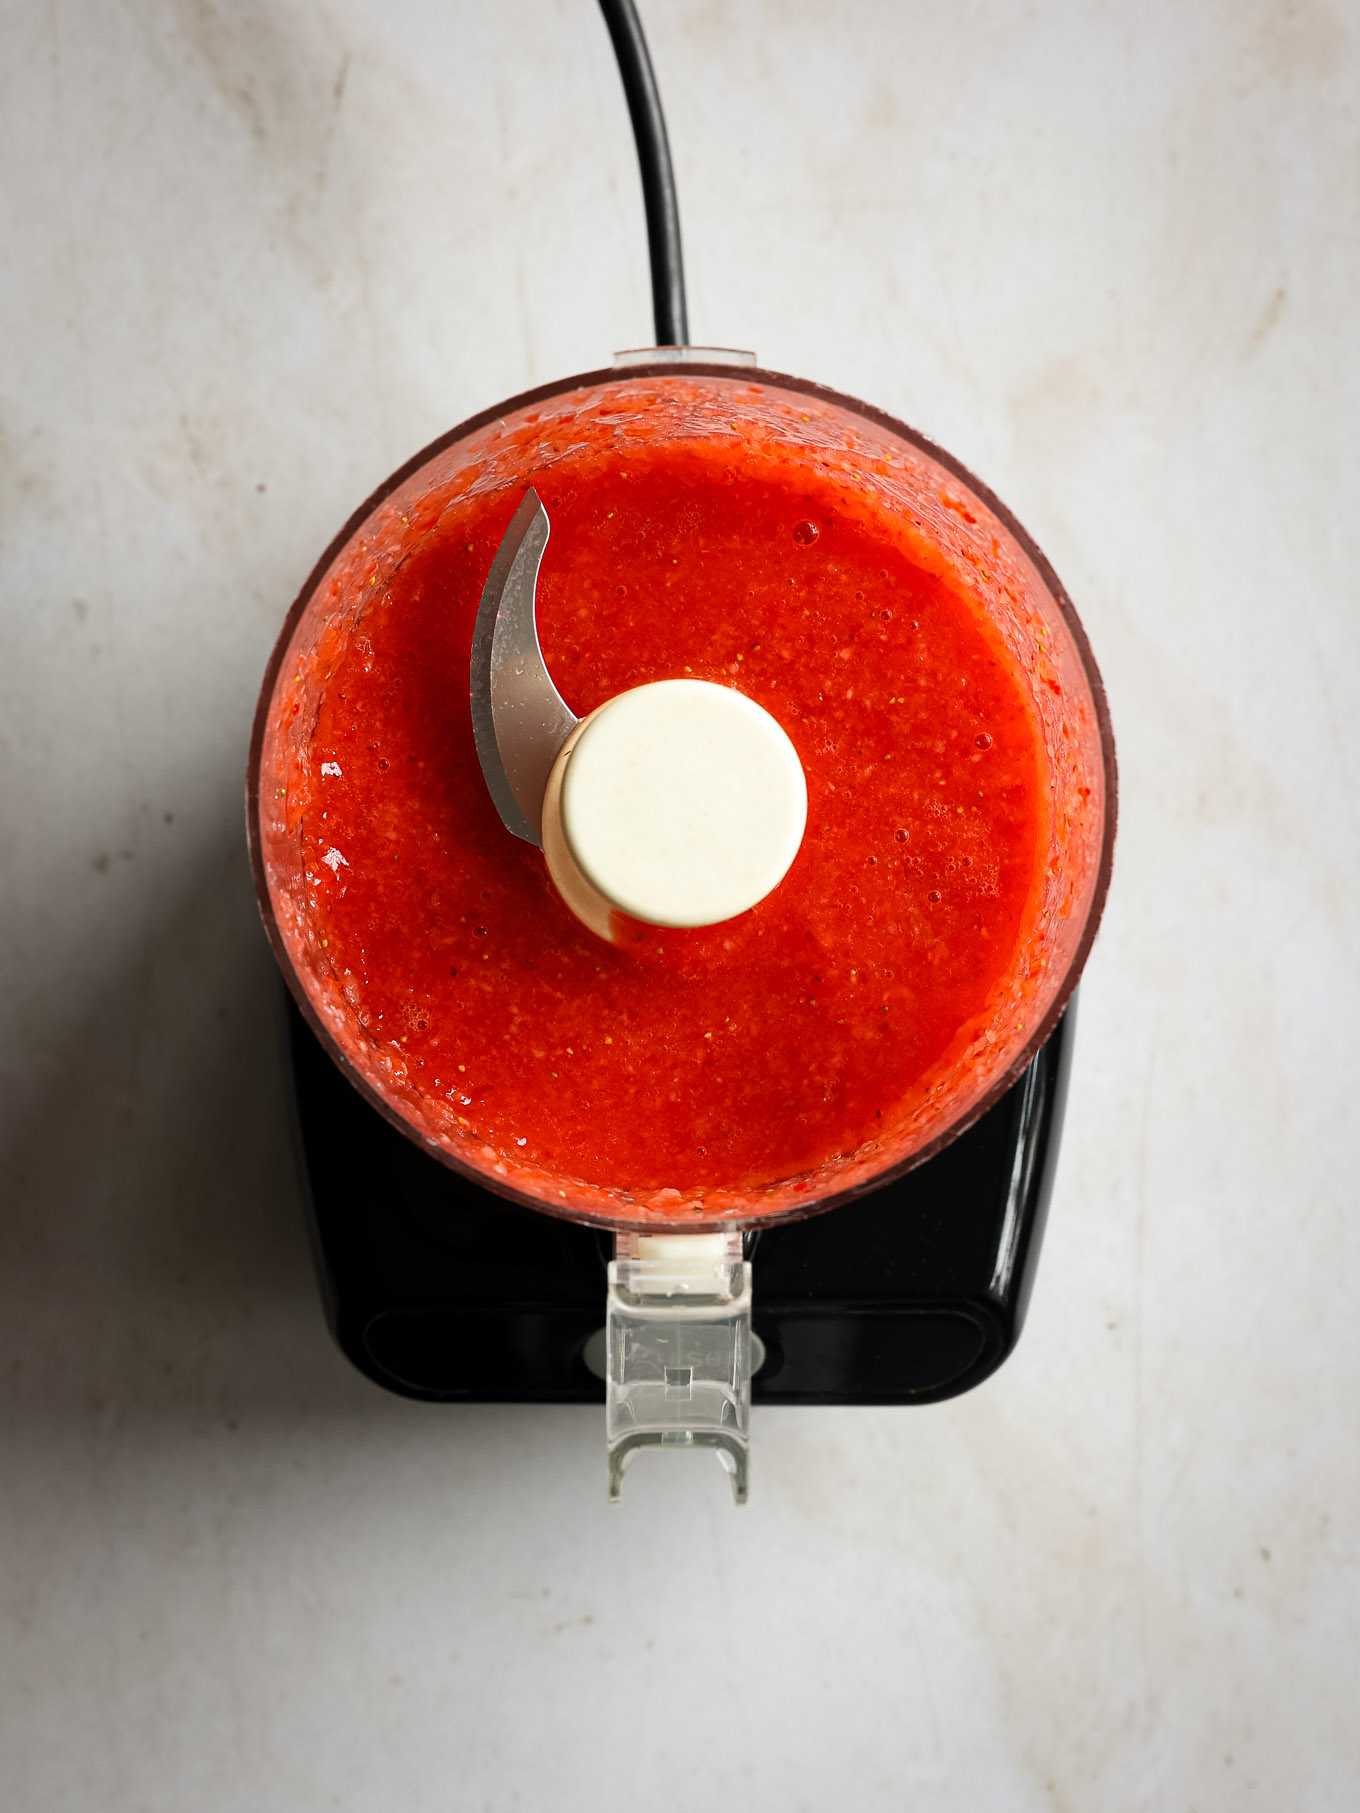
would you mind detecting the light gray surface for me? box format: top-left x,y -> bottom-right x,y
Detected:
3,2 -> 1357,1807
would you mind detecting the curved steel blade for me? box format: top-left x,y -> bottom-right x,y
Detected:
469,489 -> 579,846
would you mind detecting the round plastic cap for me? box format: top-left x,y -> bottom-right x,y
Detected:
558,678 -> 807,929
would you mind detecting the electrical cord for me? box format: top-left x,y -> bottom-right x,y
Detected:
597,0 -> 689,346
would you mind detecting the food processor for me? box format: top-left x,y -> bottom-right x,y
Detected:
248,0 -> 1115,1501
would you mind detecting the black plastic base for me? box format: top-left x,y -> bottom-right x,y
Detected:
284,998 -> 1072,1406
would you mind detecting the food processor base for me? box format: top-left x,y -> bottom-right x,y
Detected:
282,995 -> 1073,1407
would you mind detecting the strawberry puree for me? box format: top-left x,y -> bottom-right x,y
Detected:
254,375 -> 1108,1225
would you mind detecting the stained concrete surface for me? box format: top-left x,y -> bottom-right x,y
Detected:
2,3 -> 1358,1808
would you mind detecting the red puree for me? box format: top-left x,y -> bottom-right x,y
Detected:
258,377 -> 1103,1225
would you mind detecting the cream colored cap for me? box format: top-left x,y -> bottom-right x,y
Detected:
545,679 -> 806,935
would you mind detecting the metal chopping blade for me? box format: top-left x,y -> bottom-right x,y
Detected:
469,488 -> 579,846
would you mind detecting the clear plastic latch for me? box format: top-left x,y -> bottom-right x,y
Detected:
605,1231 -> 752,1505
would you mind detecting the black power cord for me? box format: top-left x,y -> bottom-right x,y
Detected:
597,0 -> 689,346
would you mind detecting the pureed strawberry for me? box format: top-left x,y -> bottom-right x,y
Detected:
252,373 -> 1112,1228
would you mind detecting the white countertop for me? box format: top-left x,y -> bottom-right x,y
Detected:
3,2 -> 1357,1807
